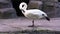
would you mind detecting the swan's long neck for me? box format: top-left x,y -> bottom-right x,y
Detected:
19,2 -> 28,14
19,2 -> 27,11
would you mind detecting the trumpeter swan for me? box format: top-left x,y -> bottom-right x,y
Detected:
19,2 -> 50,27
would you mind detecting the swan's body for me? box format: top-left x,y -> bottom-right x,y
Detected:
19,2 -> 50,27
24,9 -> 47,19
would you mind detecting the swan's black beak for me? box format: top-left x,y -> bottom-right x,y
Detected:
21,9 -> 25,13
45,17 -> 50,21
42,14 -> 50,21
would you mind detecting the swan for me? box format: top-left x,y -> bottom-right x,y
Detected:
19,2 -> 50,27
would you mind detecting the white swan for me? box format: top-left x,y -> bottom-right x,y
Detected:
19,2 -> 50,27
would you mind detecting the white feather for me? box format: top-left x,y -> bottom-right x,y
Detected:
19,2 -> 48,20
19,2 -> 50,27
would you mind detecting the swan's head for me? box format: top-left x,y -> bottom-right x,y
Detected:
42,12 -> 50,21
19,2 -> 27,10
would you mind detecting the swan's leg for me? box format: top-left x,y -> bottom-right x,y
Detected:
32,20 -> 34,26
28,20 -> 35,27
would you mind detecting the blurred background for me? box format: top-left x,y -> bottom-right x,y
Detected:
0,0 -> 60,18
0,0 -> 60,34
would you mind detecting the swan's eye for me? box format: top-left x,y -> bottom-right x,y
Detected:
42,14 -> 44,16
22,5 -> 24,7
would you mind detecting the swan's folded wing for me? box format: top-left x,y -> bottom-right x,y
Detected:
26,13 -> 42,19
